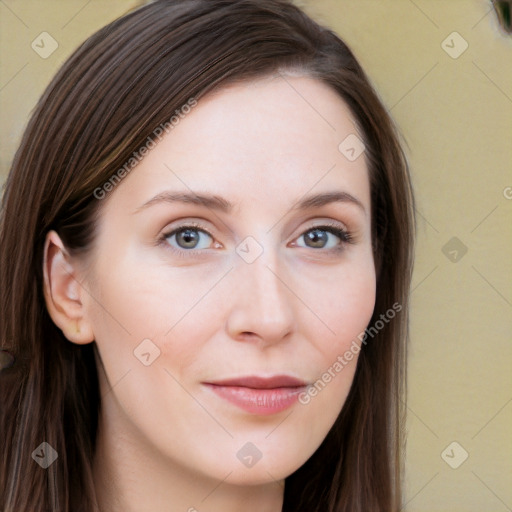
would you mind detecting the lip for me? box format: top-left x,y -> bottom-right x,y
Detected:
203,375 -> 307,415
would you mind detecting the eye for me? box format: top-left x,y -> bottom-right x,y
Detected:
295,225 -> 352,250
164,225 -> 214,250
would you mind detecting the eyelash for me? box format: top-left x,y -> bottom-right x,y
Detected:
159,222 -> 216,259
159,221 -> 354,257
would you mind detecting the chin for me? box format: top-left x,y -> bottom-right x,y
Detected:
201,438 -> 315,487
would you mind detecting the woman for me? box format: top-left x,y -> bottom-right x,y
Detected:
0,0 -> 415,510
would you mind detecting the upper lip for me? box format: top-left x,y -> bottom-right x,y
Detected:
204,375 -> 307,389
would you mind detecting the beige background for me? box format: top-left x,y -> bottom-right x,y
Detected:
1,1 -> 511,510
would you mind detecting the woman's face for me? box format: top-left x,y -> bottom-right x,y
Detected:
81,75 -> 376,485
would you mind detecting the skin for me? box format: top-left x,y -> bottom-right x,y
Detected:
43,75 -> 376,512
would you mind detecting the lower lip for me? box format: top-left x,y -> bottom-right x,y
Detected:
205,384 -> 305,415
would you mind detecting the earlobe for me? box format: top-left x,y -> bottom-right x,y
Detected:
43,230 -> 95,345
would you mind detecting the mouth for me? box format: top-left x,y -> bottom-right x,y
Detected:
203,375 -> 308,415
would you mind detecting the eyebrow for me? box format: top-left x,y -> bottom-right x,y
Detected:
134,190 -> 366,215
293,191 -> 366,215
134,191 -> 233,213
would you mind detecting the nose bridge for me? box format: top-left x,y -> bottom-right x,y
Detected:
250,257 -> 285,309
227,245 -> 295,342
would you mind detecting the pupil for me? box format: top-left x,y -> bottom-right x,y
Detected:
177,229 -> 199,248
306,229 -> 327,248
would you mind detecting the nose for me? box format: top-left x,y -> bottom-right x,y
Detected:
225,253 -> 295,346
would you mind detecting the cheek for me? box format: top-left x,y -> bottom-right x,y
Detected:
293,263 -> 375,434
292,256 -> 376,411
297,257 -> 376,358
85,255 -> 226,374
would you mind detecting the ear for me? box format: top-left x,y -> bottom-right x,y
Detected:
43,230 -> 95,345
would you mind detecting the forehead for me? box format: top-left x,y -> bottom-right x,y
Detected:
103,75 -> 370,215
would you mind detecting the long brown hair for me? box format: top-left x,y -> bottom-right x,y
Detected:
0,1 -> 415,510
